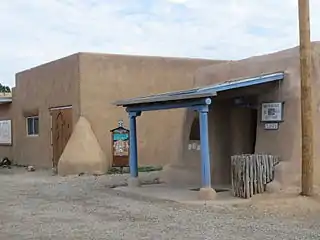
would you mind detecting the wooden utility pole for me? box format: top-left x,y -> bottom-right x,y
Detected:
299,0 -> 314,196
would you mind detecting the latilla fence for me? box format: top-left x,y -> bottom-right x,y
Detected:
231,154 -> 280,199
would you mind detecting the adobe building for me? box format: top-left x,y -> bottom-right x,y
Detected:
1,43 -> 320,193
0,53 -> 220,174
114,42 -> 320,193
0,92 -> 14,161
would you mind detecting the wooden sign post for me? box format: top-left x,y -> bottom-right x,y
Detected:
110,120 -> 130,173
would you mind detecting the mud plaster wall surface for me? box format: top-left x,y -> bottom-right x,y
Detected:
13,54 -> 80,168
58,116 -> 107,176
177,98 -> 257,187
176,42 -> 320,187
79,53 -> 222,167
0,104 -> 13,160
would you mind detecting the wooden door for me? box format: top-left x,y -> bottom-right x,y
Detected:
51,107 -> 73,168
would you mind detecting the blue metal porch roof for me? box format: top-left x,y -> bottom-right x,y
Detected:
113,72 -> 284,107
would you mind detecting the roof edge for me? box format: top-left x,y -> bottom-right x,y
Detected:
78,52 -> 227,62
113,71 -> 284,108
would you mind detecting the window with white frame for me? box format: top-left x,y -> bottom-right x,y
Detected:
26,116 -> 39,136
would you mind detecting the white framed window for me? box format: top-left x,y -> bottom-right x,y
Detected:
26,116 -> 39,136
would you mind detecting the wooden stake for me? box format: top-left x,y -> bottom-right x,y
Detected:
299,0 -> 314,196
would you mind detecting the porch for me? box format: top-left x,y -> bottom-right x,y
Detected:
113,72 -> 285,200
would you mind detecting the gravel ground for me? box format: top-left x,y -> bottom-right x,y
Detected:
0,168 -> 320,240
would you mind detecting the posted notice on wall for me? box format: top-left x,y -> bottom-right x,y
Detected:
261,102 -> 283,122
0,120 -> 12,145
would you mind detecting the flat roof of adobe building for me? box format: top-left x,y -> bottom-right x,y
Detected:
15,52 -> 227,76
14,41 -> 320,79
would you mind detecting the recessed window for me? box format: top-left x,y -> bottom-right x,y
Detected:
26,116 -> 39,136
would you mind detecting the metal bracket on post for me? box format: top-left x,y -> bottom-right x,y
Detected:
189,98 -> 212,112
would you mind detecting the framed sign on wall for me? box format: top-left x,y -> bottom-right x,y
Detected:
0,120 -> 12,145
261,102 -> 284,122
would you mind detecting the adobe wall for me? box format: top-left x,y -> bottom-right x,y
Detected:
174,42 -> 320,188
78,53 -> 223,168
0,102 -> 13,161
13,54 -> 81,168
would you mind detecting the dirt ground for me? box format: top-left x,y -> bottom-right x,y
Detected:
0,167 -> 320,240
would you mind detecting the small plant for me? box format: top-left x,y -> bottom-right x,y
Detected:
107,166 -> 163,174
138,166 -> 163,172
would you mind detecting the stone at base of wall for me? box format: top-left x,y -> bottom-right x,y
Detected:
128,177 -> 141,188
265,180 -> 282,193
198,187 -> 217,200
274,161 -> 300,187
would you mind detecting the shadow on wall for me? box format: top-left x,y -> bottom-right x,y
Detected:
176,98 -> 260,187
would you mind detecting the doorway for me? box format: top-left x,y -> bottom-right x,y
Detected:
230,105 -> 258,156
209,101 -> 258,186
50,106 -> 73,169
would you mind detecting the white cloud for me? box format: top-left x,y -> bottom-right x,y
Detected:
0,0 -> 320,86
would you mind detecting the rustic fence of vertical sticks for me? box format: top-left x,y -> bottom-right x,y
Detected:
231,154 -> 280,199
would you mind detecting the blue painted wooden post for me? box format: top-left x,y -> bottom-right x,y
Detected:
198,105 -> 211,188
128,111 -> 141,178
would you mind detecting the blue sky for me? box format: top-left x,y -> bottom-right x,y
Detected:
1,0 -> 320,87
